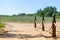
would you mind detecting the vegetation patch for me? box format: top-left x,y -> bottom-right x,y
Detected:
0,23 -> 5,28
56,16 -> 60,19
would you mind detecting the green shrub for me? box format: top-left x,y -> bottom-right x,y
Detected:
0,23 -> 5,28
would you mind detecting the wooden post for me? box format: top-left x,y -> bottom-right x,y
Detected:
34,16 -> 36,28
42,15 -> 45,31
52,14 -> 56,37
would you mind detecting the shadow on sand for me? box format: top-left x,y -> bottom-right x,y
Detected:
0,33 -> 41,38
0,32 -> 60,40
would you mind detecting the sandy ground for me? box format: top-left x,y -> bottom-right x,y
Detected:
0,22 -> 60,40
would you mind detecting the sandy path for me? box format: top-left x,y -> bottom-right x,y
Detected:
0,22 -> 60,40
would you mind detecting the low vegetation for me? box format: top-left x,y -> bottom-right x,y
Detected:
0,22 -> 5,28
56,16 -> 60,19
0,6 -> 60,23
0,15 -> 60,23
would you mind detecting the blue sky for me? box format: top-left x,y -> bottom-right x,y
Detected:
0,0 -> 60,15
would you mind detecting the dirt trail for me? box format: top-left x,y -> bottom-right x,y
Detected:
0,22 -> 60,40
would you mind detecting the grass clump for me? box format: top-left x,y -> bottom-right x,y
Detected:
0,23 -> 5,28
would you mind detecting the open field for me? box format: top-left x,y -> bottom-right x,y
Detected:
0,16 -> 60,23
0,16 -> 60,40
0,22 -> 60,40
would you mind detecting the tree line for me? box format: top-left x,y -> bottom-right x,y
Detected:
12,6 -> 60,17
0,6 -> 60,17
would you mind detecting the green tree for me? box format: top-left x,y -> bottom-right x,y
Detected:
13,14 -> 17,16
18,13 -> 26,16
43,6 -> 57,17
36,6 -> 57,17
36,9 -> 44,16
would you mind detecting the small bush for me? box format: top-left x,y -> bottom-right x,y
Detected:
0,23 -> 5,28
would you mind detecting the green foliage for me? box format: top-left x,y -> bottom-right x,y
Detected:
18,13 -> 26,16
0,6 -> 60,23
56,16 -> 60,19
56,12 -> 60,16
36,6 -> 57,17
0,23 -> 5,28
27,14 -> 34,16
11,6 -> 58,17
56,12 -> 60,19
13,14 -> 17,16
43,6 -> 57,17
36,9 -> 44,16
0,15 -> 60,23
